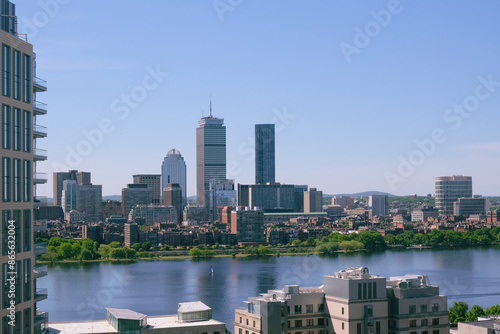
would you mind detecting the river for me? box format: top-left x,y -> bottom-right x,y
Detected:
40,247 -> 500,327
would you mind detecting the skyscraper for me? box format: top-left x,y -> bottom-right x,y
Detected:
304,187 -> 323,212
163,183 -> 183,224
61,180 -> 77,214
161,148 -> 187,205
435,175 -> 473,215
255,124 -> 275,184
196,107 -> 226,209
52,170 -> 91,206
0,1 -> 49,330
369,194 -> 388,217
133,174 -> 161,205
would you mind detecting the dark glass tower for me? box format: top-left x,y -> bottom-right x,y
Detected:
255,124 -> 275,184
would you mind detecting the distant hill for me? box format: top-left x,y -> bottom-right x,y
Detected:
103,195 -> 121,201
324,191 -> 395,198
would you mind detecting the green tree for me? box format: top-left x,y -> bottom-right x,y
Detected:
109,241 -> 121,248
57,243 -> 74,259
48,237 -> 66,248
142,241 -> 152,251
357,231 -> 387,251
131,243 -> 141,251
72,243 -> 82,258
304,237 -> 317,247
485,304 -> 500,316
339,240 -> 364,253
189,247 -> 202,258
466,305 -> 485,322
257,244 -> 273,255
40,250 -> 57,263
79,249 -> 94,261
123,247 -> 137,259
292,240 -> 302,246
449,301 -> 468,323
316,242 -> 339,255
109,248 -> 126,259
98,244 -> 111,259
140,224 -> 152,232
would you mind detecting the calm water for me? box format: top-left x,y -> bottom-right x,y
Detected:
40,248 -> 500,327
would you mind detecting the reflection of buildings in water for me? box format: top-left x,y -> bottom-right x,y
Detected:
437,249 -> 473,271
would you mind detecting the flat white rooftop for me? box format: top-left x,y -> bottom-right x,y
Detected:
177,301 -> 211,313
49,315 -> 225,334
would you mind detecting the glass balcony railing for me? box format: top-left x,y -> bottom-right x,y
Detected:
34,101 -> 47,114
33,172 -> 47,184
34,288 -> 48,301
33,148 -> 47,160
33,124 -> 47,137
34,311 -> 48,325
33,265 -> 48,279
34,77 -> 47,90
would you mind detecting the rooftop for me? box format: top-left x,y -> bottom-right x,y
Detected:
107,307 -> 146,320
178,301 -> 211,313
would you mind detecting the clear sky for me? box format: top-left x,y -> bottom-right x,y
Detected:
19,0 -> 500,197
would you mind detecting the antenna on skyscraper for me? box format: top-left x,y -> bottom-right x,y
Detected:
210,95 -> 213,117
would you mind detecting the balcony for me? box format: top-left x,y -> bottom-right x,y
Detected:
33,172 -> 47,184
33,148 -> 47,161
34,311 -> 48,326
33,124 -> 47,138
33,265 -> 47,279
34,288 -> 48,302
34,242 -> 47,256
33,77 -> 47,92
34,101 -> 47,115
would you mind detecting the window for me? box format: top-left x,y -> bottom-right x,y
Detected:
239,317 -> 242,323
246,319 -> 249,325
22,54 -> 30,103
432,303 -> 439,312
357,323 -> 362,334
422,331 -> 428,334
342,323 -> 344,330
433,331 -> 440,334
13,50 -> 20,100
238,329 -> 242,334
306,319 -> 314,326
13,159 -> 20,202
13,210 -> 20,252
253,320 -> 255,327
3,157 -> 11,202
306,304 -> 313,313
23,259 -> 31,302
318,303 -> 324,312
294,320 -> 302,328
307,331 -> 314,334
368,281 -> 372,299
409,320 -> 417,327
318,331 -> 325,334
421,319 -> 428,326
318,318 -> 324,326
373,282 -> 377,298
23,308 -> 31,334
363,283 -> 367,299
23,209 -> 31,252
13,108 -> 20,150
23,110 -> 30,152
295,305 -> 302,314
421,304 -> 428,313
410,332 -> 417,334
23,160 -> 31,202
2,210 -> 10,256
2,44 -> 10,96
432,318 -> 439,326
409,305 -> 416,314
376,321 -> 380,334
342,307 -> 344,315
2,105 -> 10,149
358,283 -> 362,299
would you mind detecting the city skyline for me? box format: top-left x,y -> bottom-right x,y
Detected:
18,1 -> 500,197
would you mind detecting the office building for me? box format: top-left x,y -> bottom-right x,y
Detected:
48,302 -> 226,334
60,180 -> 77,215
411,207 -> 439,222
255,124 -> 275,184
209,179 -> 237,221
0,2 -> 49,331
294,184 -> 308,212
304,187 -> 323,213
435,175 -> 473,215
231,207 -> 265,243
332,196 -> 355,209
453,197 -> 488,217
128,205 -> 177,225
183,205 -> 209,222
133,174 -> 161,205
121,184 -> 152,217
163,183 -> 183,224
369,195 -> 388,217
237,183 -> 295,212
75,184 -> 102,223
235,267 -> 449,334
52,170 -> 91,206
161,148 -> 187,205
196,109 -> 226,209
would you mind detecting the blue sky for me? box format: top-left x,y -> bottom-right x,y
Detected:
19,0 -> 500,197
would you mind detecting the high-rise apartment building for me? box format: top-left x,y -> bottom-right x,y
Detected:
237,183 -> 295,212
161,148 -> 187,205
304,187 -> 323,213
133,174 -> 161,205
369,194 -> 388,217
61,180 -> 77,214
0,1 -> 49,331
121,184 -> 152,217
196,110 -> 226,209
255,124 -> 275,184
52,170 -> 91,206
231,207 -> 265,243
435,175 -> 473,215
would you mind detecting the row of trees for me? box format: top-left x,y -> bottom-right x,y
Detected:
386,227 -> 500,247
449,301 -> 500,323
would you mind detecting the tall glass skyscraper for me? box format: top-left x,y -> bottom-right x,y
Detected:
255,124 -> 275,184
161,149 -> 187,205
196,112 -> 226,208
435,175 -> 473,215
